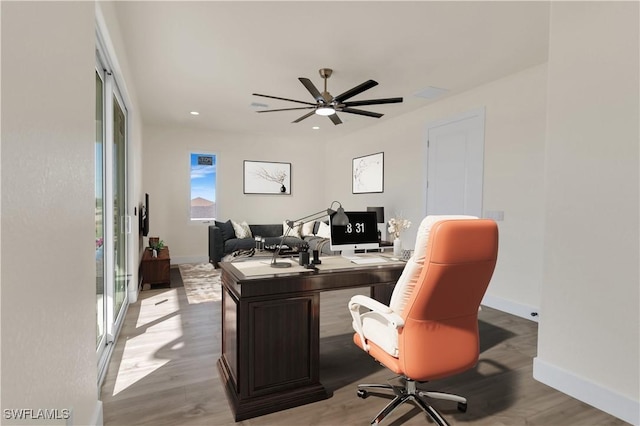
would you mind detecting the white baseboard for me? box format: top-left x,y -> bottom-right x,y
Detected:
481,293 -> 540,323
533,357 -> 639,425
171,255 -> 209,265
90,400 -> 103,426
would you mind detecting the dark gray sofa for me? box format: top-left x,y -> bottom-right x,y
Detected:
208,220 -> 334,267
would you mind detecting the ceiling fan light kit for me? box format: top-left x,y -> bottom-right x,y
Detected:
315,106 -> 336,116
252,68 -> 403,125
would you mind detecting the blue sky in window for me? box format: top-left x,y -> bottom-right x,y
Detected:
190,153 -> 216,201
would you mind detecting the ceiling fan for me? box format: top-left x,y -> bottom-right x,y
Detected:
252,68 -> 403,125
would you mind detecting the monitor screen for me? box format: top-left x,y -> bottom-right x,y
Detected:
329,211 -> 380,252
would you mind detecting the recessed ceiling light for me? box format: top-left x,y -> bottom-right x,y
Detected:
190,111 -> 200,116
312,126 -> 320,130
250,102 -> 269,109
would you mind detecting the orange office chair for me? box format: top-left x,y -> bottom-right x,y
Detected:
349,216 -> 498,425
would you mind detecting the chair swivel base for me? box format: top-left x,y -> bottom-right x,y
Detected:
356,379 -> 467,426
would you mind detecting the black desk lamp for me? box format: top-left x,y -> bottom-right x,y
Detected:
271,201 -> 349,268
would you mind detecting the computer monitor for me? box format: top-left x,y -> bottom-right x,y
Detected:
329,211 -> 380,255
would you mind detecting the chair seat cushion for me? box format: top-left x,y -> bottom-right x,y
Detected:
357,311 -> 399,357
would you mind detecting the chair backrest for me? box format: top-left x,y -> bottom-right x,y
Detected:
395,217 -> 498,381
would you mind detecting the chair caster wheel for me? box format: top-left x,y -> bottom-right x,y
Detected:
457,402 -> 467,413
357,389 -> 368,399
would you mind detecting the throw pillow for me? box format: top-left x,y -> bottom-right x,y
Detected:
316,221 -> 331,239
283,220 -> 302,238
301,221 -> 316,237
231,220 -> 252,239
215,220 -> 236,241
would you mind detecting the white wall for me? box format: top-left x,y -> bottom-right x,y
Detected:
534,2 -> 639,424
142,125 -> 327,264
1,2 -> 99,424
324,64 -> 548,318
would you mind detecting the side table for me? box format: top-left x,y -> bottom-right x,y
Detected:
140,246 -> 171,289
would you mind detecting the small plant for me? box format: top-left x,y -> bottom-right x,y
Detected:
149,239 -> 165,251
388,216 -> 411,240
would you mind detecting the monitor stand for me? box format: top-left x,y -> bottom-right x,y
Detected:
340,249 -> 356,259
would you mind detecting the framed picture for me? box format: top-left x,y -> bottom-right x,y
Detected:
353,152 -> 384,194
243,160 -> 292,194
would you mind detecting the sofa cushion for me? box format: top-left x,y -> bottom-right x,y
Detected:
249,224 -> 283,238
215,220 -> 236,241
304,235 -> 334,255
225,238 -> 256,253
231,220 -> 252,239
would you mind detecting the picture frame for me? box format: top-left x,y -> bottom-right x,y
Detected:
243,160 -> 292,194
352,152 -> 384,194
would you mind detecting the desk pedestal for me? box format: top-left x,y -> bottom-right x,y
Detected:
217,259 -> 402,421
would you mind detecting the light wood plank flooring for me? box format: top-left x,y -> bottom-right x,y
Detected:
101,272 -> 629,425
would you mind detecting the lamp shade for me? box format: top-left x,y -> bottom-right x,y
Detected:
367,206 -> 385,224
332,205 -> 349,226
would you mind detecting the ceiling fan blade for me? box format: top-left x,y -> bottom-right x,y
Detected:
298,78 -> 324,102
341,107 -> 383,118
329,114 -> 342,125
252,93 -> 316,106
342,97 -> 403,107
333,80 -> 378,103
292,110 -> 316,123
257,107 -> 315,113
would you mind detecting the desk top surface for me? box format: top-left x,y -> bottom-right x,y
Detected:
220,253 -> 405,281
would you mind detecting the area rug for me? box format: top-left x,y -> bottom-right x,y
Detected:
178,263 -> 221,304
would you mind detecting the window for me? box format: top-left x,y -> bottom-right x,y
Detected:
190,153 -> 217,221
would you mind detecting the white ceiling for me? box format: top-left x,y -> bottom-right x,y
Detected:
112,1 -> 550,140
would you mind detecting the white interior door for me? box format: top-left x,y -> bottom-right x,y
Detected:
426,108 -> 485,217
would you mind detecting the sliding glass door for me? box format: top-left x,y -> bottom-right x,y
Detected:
96,52 -> 130,375
113,94 -> 128,320
96,69 -> 106,351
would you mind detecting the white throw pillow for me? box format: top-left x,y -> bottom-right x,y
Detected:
301,221 -> 316,237
283,220 -> 302,238
316,221 -> 331,239
231,220 -> 252,239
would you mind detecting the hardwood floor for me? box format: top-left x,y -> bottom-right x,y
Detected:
101,272 -> 628,426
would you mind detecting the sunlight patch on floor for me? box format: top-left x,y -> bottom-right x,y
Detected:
112,289 -> 183,396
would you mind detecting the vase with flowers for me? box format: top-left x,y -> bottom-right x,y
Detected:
388,216 -> 411,256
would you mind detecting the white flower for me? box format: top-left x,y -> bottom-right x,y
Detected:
388,217 -> 411,240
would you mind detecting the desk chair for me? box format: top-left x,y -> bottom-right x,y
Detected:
348,216 -> 498,425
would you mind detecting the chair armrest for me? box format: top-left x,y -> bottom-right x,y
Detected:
348,295 -> 404,353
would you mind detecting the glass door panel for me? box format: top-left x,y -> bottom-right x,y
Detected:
96,70 -> 106,349
113,95 -> 127,318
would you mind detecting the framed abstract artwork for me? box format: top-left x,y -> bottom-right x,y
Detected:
243,160 -> 291,194
352,152 -> 384,194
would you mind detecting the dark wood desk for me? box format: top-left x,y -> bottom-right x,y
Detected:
217,256 -> 404,421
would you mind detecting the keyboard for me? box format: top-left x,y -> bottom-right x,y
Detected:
346,256 -> 388,265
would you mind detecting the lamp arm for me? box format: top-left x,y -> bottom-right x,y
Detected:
287,209 -> 326,227
271,225 -> 293,265
272,201 -> 346,267
288,201 -> 344,226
